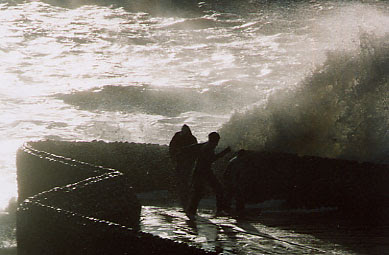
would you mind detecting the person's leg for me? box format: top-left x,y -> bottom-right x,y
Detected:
180,160 -> 196,208
207,172 -> 225,213
186,174 -> 204,217
223,181 -> 234,212
175,162 -> 189,208
235,186 -> 246,215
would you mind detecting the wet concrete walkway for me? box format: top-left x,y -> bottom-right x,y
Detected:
140,205 -> 376,254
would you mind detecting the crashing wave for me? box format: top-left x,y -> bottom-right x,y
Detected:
220,33 -> 389,163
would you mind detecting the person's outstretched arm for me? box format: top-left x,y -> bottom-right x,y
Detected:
214,146 -> 231,161
179,142 -> 202,157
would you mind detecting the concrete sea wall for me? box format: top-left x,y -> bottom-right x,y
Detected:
231,151 -> 389,218
17,141 -> 215,255
16,140 -> 388,254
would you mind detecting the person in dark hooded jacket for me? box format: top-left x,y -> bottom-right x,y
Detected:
169,124 -> 198,208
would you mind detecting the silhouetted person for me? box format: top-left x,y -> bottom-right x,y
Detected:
185,132 -> 231,219
223,149 -> 251,217
169,124 -> 198,208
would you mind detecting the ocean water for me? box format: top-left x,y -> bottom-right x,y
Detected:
0,0 -> 388,250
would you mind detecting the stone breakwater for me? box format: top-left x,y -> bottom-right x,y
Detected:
16,141 -> 216,255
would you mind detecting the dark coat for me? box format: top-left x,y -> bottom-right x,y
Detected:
169,131 -> 197,161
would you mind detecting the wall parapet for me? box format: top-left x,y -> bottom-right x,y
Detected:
17,141 -> 216,255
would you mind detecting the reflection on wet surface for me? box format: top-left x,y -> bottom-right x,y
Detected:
140,205 -> 352,254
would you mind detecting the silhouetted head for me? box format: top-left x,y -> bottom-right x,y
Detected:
181,124 -> 191,135
208,132 -> 220,146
